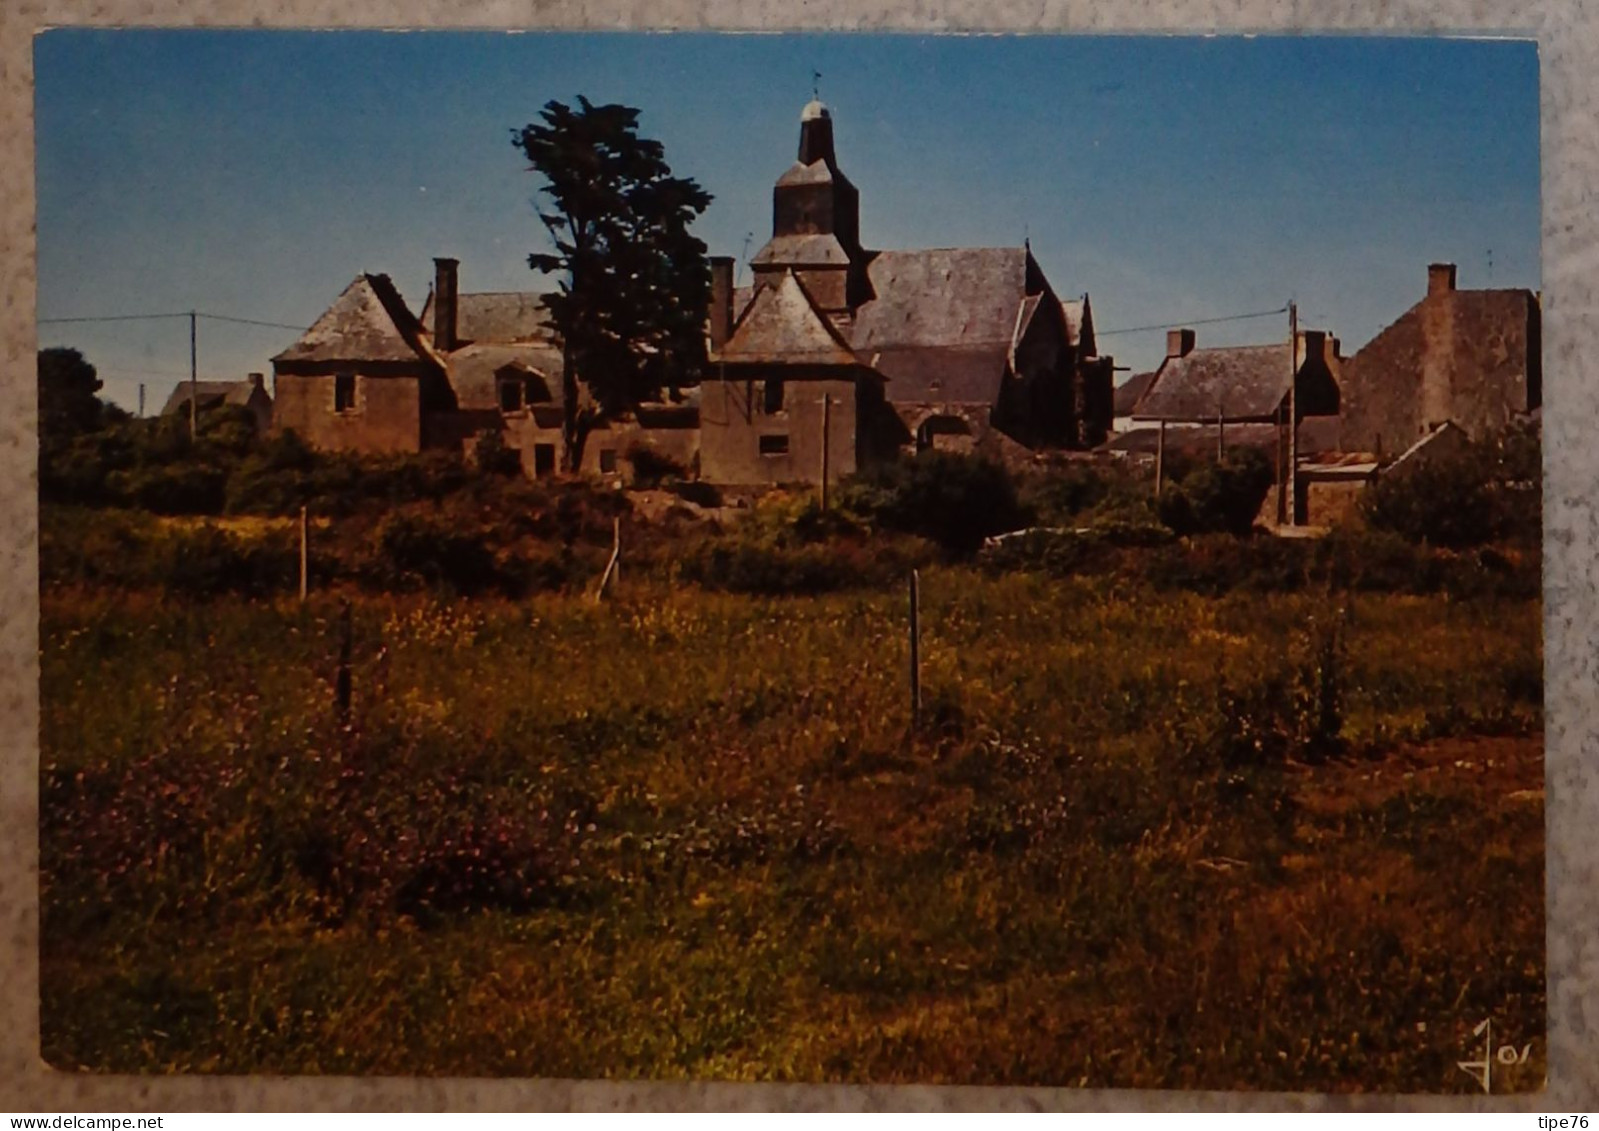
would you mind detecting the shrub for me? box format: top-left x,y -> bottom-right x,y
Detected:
1143,534 -> 1313,595
1018,463 -> 1114,525
109,463 -> 229,516
1361,450 -> 1497,549
369,512 -> 501,596
141,522 -> 298,598
838,451 -> 1029,556
667,480 -> 723,509
1157,448 -> 1275,536
625,444 -> 687,487
471,429 -> 524,478
677,532 -> 928,595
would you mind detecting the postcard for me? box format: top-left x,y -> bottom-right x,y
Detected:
33,28 -> 1544,1093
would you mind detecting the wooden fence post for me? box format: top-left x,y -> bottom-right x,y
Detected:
909,569 -> 922,727
335,599 -> 353,725
594,516 -> 621,604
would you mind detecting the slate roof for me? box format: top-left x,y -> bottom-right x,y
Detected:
775,160 -> 839,187
751,234 -> 852,267
1113,370 -> 1158,416
850,247 -> 1031,352
274,274 -> 436,366
717,271 -> 861,366
446,342 -> 564,409
868,345 -> 1012,405
1133,344 -> 1295,421
420,291 -> 554,344
159,379 -> 266,417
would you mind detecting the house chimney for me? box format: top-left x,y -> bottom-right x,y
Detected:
1166,327 -> 1196,359
709,256 -> 735,352
1428,262 -> 1457,297
1299,329 -> 1328,366
433,256 -> 460,352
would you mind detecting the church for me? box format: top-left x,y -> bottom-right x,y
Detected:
270,98 -> 1112,487
701,98 -> 1114,487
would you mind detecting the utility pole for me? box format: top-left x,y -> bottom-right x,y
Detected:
188,309 -> 198,443
1216,402 -> 1225,461
820,392 -> 832,510
1275,401 -> 1287,525
1155,420 -> 1166,498
1287,301 -> 1299,527
137,383 -> 145,419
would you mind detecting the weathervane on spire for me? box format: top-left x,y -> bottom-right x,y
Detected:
812,69 -> 822,100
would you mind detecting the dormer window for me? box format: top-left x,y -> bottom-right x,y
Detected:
498,370 -> 550,413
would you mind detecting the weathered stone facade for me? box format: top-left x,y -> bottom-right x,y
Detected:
271,273 -> 452,455
708,99 -> 1112,476
1339,264 -> 1541,455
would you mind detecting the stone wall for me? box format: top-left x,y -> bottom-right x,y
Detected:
273,371 -> 424,454
1340,288 -> 1539,455
700,371 -> 862,487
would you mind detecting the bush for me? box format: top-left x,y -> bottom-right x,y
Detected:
667,480 -> 723,509
1362,452 -> 1495,549
369,512 -> 501,596
1017,463 -> 1114,525
471,429 -> 524,478
1157,448 -> 1275,536
838,451 -> 1029,556
677,532 -> 929,595
1143,534 -> 1313,596
625,444 -> 687,488
108,463 -> 230,516
1362,422 -> 1543,551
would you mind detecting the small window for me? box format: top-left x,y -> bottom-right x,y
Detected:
759,434 -> 790,456
533,444 -> 556,477
334,373 -> 356,413
599,448 -> 618,473
498,379 -> 522,412
763,378 -> 786,414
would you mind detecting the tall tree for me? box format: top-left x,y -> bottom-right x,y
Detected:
513,97 -> 713,471
37,347 -> 108,442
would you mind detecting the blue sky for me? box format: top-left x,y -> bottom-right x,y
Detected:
34,30 -> 1540,412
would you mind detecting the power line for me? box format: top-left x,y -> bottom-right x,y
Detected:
197,312 -> 305,331
38,312 -> 193,325
39,310 -> 304,331
1096,305 -> 1289,338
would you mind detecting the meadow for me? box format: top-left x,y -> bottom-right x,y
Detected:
38,572 -> 1544,1090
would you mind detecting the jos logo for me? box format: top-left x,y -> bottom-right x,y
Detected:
1456,1017 -> 1533,1094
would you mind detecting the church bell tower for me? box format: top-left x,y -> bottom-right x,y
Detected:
749,100 -> 867,316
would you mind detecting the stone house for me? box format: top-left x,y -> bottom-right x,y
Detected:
702,99 -> 1113,487
273,260 -> 700,479
1338,263 -> 1541,455
160,373 -> 274,435
271,272 -> 452,455
1130,326 -> 1342,429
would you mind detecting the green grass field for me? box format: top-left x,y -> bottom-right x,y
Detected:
38,573 -> 1544,1090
